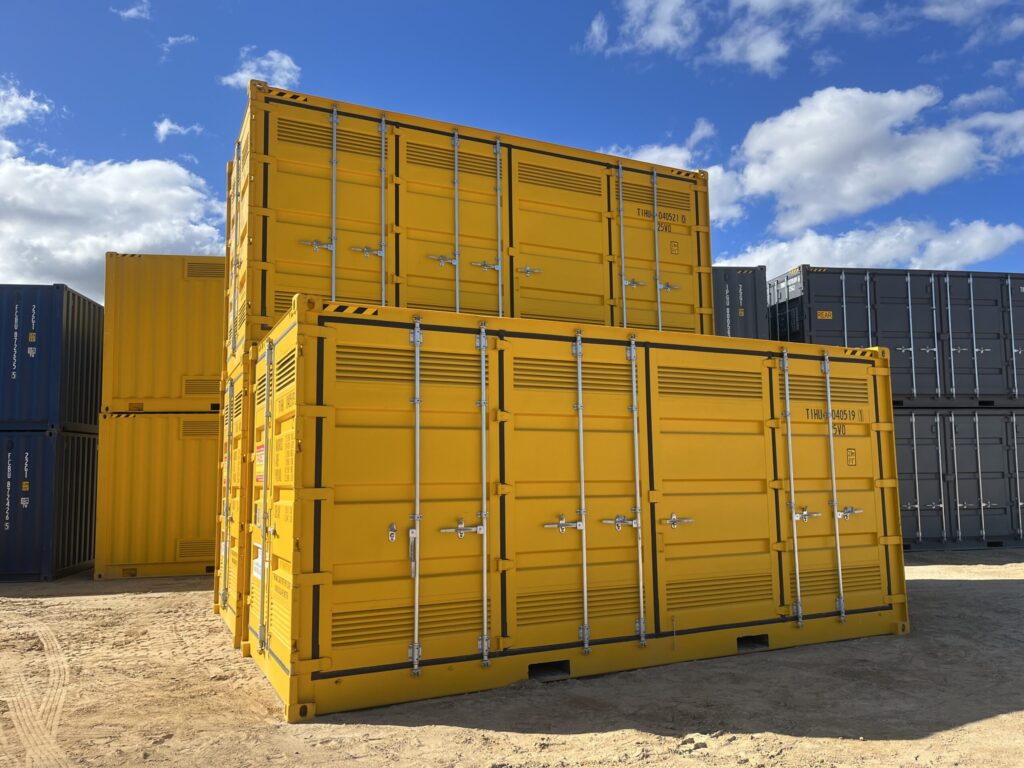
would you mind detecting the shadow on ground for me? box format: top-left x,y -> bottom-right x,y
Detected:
0,570 -> 213,598
317,550 -> 1023,742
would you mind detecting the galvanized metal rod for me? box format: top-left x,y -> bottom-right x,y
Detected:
651,170 -> 663,331
618,164 -> 628,328
910,413 -> 923,543
330,106 -> 338,301
628,336 -> 646,646
969,276 -> 980,396
974,412 -> 987,541
946,276 -> 957,398
477,324 -> 490,665
950,412 -> 963,541
219,379 -> 235,607
574,330 -> 591,654
495,139 -> 504,317
410,318 -> 424,675
840,272 -> 848,347
906,273 -> 918,397
931,275 -> 942,396
935,414 -> 949,542
822,353 -> 846,621
379,116 -> 387,306
230,141 -> 241,354
1013,412 -> 1023,539
1009,276 -> 1019,398
258,341 -> 274,652
453,130 -> 461,313
865,272 -> 873,347
782,349 -> 805,627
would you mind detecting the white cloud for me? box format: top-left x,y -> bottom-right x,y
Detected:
950,86 -> 1008,110
718,219 -> 1024,277
153,117 -> 203,143
178,153 -> 199,165
0,82 -> 222,301
584,12 -> 609,52
958,110 -> 1024,157
921,0 -> 1008,25
988,58 -> 1024,86
160,34 -> 197,60
739,86 -> 982,234
709,21 -> 790,75
110,0 -> 150,20
810,49 -> 840,73
0,79 -> 52,130
220,48 -> 301,89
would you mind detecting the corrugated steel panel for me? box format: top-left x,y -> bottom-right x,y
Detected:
94,413 -> 219,579
897,408 -> 1024,549
0,284 -> 103,432
237,297 -> 906,720
1,430 -> 97,580
213,356 -> 254,647
224,80 -> 713,371
713,266 -> 769,340
768,266 -> 1024,406
102,253 -> 225,413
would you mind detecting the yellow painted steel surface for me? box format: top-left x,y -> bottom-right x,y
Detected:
103,253 -> 225,413
242,297 -> 907,720
95,413 -> 219,579
224,80 -> 712,371
213,356 -> 254,646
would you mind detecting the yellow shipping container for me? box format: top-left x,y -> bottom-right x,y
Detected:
225,80 -> 713,371
243,296 -> 907,720
103,252 -> 225,413
213,355 -> 254,646
95,413 -> 220,579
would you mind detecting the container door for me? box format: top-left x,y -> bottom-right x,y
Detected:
398,129 -> 504,315
1009,276 -> 1024,400
257,105 -> 394,314
509,150 -> 610,325
776,353 -> 889,620
647,348 -> 779,631
800,269 -> 872,348
615,169 -> 708,332
942,274 -> 1010,401
322,321 -> 495,670
949,412 -> 1017,542
896,411 -> 949,544
877,272 -> 941,401
0,433 -> 50,579
502,333 -> 644,651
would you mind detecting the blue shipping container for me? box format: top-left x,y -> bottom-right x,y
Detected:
1,430 -> 98,580
0,284 -> 103,432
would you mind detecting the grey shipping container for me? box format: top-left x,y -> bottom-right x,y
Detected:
0,285 -> 104,432
712,266 -> 769,339
896,408 -> 1024,549
1,430 -> 98,580
769,266 -> 1024,406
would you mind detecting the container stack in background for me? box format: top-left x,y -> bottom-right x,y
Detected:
712,266 -> 769,340
94,253 -> 225,579
769,266 -> 1024,550
211,80 -> 908,720
0,284 -> 103,580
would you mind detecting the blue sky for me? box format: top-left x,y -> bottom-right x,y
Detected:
1,0 -> 1023,299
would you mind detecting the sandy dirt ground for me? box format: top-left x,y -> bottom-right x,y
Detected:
0,550 -> 1021,768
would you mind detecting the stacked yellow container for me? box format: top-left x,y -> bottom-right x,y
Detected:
94,253 -> 224,579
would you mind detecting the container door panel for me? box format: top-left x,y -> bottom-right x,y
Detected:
510,152 -> 609,325
942,275 -> 1010,400
778,355 -> 888,617
950,412 -> 1017,542
876,273 -> 941,400
648,349 -> 779,630
261,108 -> 392,308
805,270 -> 869,348
399,130 -> 502,315
503,335 -> 641,649
324,322 -> 491,669
896,411 -> 948,544
616,171 -> 704,332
